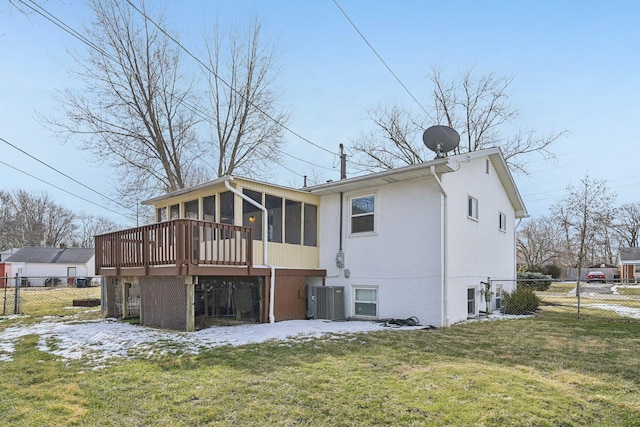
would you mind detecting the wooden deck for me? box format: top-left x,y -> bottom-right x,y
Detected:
95,219 -> 256,277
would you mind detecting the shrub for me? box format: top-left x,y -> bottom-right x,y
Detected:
517,271 -> 552,291
502,287 -> 540,315
540,264 -> 562,279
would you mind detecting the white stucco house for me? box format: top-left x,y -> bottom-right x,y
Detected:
4,246 -> 95,287
96,146 -> 526,330
306,147 -> 528,327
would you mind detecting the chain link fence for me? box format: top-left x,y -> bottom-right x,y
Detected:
1,275 -> 103,317
490,277 -> 640,319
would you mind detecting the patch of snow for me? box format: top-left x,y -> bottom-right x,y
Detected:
583,304 -> 640,319
0,317 -> 415,366
0,309 -> 591,366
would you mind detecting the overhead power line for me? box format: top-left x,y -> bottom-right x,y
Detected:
124,0 -> 337,158
0,136 -> 130,210
17,0 -> 335,180
0,158 -> 128,218
332,0 -> 432,120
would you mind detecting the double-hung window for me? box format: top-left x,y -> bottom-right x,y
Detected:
351,195 -> 375,234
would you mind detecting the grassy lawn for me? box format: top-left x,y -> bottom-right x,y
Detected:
1,306 -> 639,426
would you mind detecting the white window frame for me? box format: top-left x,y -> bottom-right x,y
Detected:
468,196 -> 479,221
350,194 -> 376,235
498,212 -> 507,232
353,286 -> 378,318
467,287 -> 477,317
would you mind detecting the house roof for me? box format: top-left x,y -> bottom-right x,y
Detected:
4,247 -> 95,264
306,147 -> 528,219
140,148 -> 528,219
141,175 -> 312,206
619,247 -> 640,262
305,157 -> 453,195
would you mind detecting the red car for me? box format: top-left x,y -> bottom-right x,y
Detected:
586,271 -> 606,283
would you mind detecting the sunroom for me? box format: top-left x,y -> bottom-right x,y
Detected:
95,176 -> 326,331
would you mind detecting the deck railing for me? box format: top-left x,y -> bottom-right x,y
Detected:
95,219 -> 254,272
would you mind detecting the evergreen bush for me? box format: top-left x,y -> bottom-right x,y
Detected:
517,271 -> 553,291
502,287 -> 540,315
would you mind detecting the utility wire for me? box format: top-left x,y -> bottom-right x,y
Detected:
19,0 -> 334,179
0,136 -> 130,210
332,0 -> 432,120
0,159 -> 128,218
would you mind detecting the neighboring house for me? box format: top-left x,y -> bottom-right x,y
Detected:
619,248 -> 640,283
3,246 -> 95,287
96,147 -> 527,331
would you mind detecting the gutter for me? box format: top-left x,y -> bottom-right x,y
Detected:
224,177 -> 276,323
430,165 -> 449,327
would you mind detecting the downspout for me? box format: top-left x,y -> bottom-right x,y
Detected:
430,165 -> 449,327
224,177 -> 276,323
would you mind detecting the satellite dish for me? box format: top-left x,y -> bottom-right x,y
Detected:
422,125 -> 460,158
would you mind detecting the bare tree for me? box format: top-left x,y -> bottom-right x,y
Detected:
2,190 -> 77,248
612,203 -> 640,248
203,18 -> 288,178
349,104 -> 431,173
0,190 -> 18,250
517,215 -> 562,271
350,67 -> 566,174
73,213 -> 122,247
551,176 -> 616,284
44,0 -> 204,206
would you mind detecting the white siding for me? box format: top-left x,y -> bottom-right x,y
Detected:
319,176 -> 445,326
443,155 -> 517,324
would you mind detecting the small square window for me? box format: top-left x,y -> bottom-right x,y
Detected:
354,287 -> 377,317
468,196 -> 478,220
499,212 -> 506,232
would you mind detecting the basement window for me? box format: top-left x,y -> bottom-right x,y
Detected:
467,287 -> 476,317
354,287 -> 378,318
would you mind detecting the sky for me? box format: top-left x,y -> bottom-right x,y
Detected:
1,0 -> 639,226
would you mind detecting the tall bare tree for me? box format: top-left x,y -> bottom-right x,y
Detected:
612,203 -> 640,248
203,19 -> 288,178
350,67 -> 566,174
73,213 -> 122,248
44,0 -> 204,205
551,176 -> 616,283
517,215 -> 562,271
0,190 -> 77,248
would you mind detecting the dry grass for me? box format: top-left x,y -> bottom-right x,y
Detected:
1,305 -> 640,426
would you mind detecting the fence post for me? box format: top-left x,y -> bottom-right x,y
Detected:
14,273 -> 20,315
2,273 -> 7,316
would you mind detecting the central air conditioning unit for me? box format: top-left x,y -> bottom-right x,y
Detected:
312,286 -> 345,320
